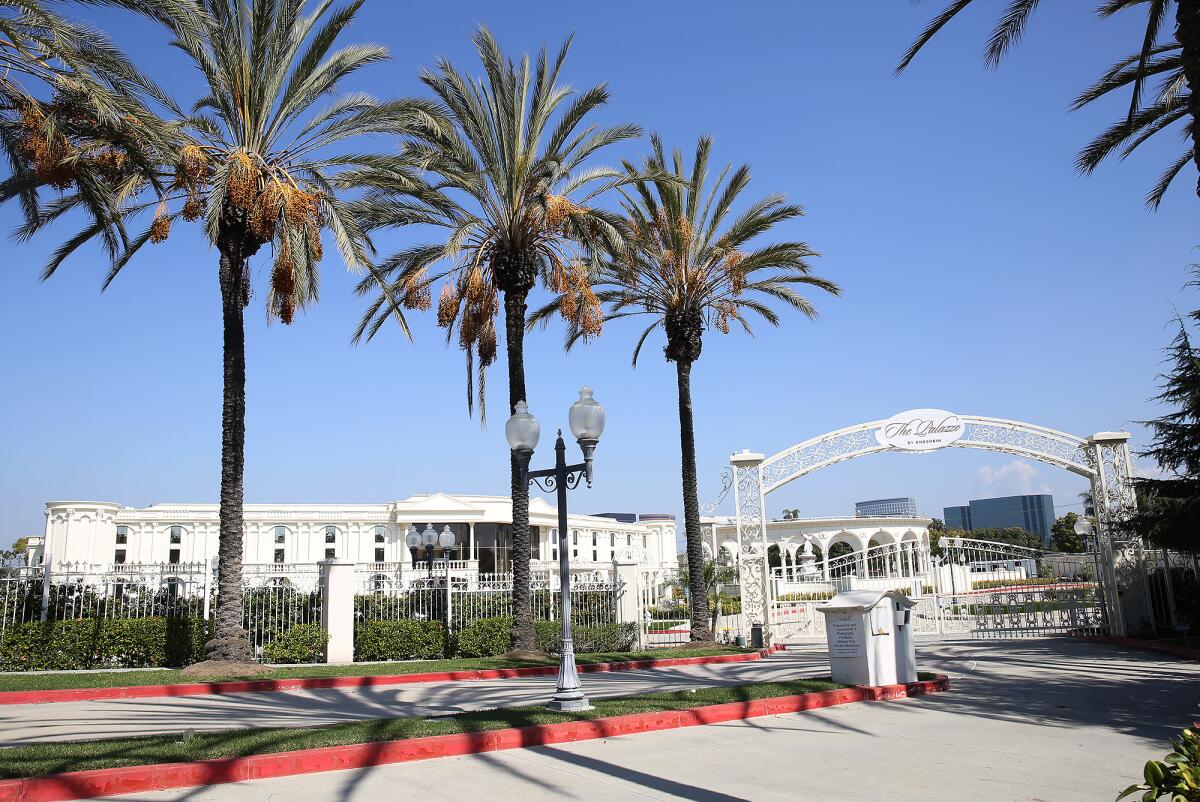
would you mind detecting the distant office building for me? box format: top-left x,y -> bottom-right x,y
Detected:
854,497 -> 917,518
592,513 -> 675,525
942,494 -> 1055,546
943,505 -> 972,531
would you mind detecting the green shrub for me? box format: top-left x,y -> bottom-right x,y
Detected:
534,620 -> 637,654
452,617 -> 636,657
354,620 -> 445,662
453,617 -> 511,657
262,623 -> 328,664
242,587 -> 321,650
971,578 -> 1058,590
776,591 -> 834,602
0,617 -> 206,671
1119,724 -> 1200,801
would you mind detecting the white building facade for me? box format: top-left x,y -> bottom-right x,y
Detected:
30,494 -> 677,580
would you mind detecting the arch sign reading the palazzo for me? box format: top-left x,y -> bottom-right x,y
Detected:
727,407 -> 1146,641
874,409 -> 964,452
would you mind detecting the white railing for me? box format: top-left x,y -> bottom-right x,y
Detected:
353,569 -> 619,634
768,539 -> 1110,643
0,559 -> 629,670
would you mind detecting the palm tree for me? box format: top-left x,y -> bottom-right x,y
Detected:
898,1 -> 1200,207
674,557 -> 737,637
12,0 -> 424,664
534,136 -> 839,642
349,27 -> 638,652
0,0 -> 197,256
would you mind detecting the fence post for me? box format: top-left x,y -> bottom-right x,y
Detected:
202,557 -> 215,623
319,558 -> 355,664
39,554 -> 52,622
444,557 -> 453,642
612,556 -> 642,647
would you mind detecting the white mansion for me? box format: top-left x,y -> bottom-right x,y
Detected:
28,493 -> 679,578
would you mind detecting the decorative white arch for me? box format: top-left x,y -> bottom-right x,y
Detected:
729,410 -> 1139,638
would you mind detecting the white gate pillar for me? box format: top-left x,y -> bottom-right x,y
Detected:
731,450 -> 770,642
1085,432 -> 1143,637
612,554 -> 643,648
319,558 -> 355,664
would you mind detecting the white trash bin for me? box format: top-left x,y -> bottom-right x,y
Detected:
817,589 -> 917,686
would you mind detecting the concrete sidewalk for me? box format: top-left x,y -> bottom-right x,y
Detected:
0,650 -> 828,746
91,638 -> 1200,802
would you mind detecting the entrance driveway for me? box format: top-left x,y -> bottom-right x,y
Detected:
87,638 -> 1199,801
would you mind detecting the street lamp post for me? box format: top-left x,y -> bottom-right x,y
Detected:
506,387 -> 605,713
439,525 -> 456,638
405,526 -> 421,571
422,524 -> 438,575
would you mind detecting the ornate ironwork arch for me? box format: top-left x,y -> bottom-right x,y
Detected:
760,415 -> 1094,493
729,413 -> 1139,637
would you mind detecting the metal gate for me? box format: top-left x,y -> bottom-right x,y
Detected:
770,537 -> 1109,642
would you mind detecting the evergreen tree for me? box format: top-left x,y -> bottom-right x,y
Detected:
1051,512 -> 1086,553
1131,306 -> 1200,553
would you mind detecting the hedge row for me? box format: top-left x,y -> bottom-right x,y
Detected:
452,617 -> 637,657
972,578 -> 1057,590
262,623 -> 328,664
0,617 -> 208,671
354,620 -> 445,661
0,616 -> 641,671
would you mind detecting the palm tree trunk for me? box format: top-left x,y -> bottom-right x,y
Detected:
1177,0 -> 1200,197
206,241 -> 251,663
504,288 -> 536,651
675,358 -> 712,642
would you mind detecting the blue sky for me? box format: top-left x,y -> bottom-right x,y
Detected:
1,2 -> 1196,544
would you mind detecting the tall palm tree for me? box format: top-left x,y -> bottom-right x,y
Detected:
11,0 -> 425,664
898,1 -> 1200,207
349,27 -> 638,652
533,136 -> 839,642
0,0 -> 196,255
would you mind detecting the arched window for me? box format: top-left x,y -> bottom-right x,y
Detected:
626,533 -> 632,546
609,532 -> 615,548
273,526 -> 287,564
114,526 -> 129,564
168,526 -> 183,564
325,526 -> 338,544
373,525 -> 388,563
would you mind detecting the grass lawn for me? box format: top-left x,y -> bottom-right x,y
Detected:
647,620 -> 685,631
0,677 -> 852,779
0,646 -> 751,693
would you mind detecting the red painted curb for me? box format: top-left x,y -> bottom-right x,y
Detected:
1078,635 -> 1200,661
0,672 -> 948,802
0,645 -> 785,706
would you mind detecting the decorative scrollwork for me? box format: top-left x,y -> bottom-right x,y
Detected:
733,459 -> 768,626
700,467 -> 734,515
528,469 -> 584,494
760,415 -> 1098,495
529,474 -> 558,493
